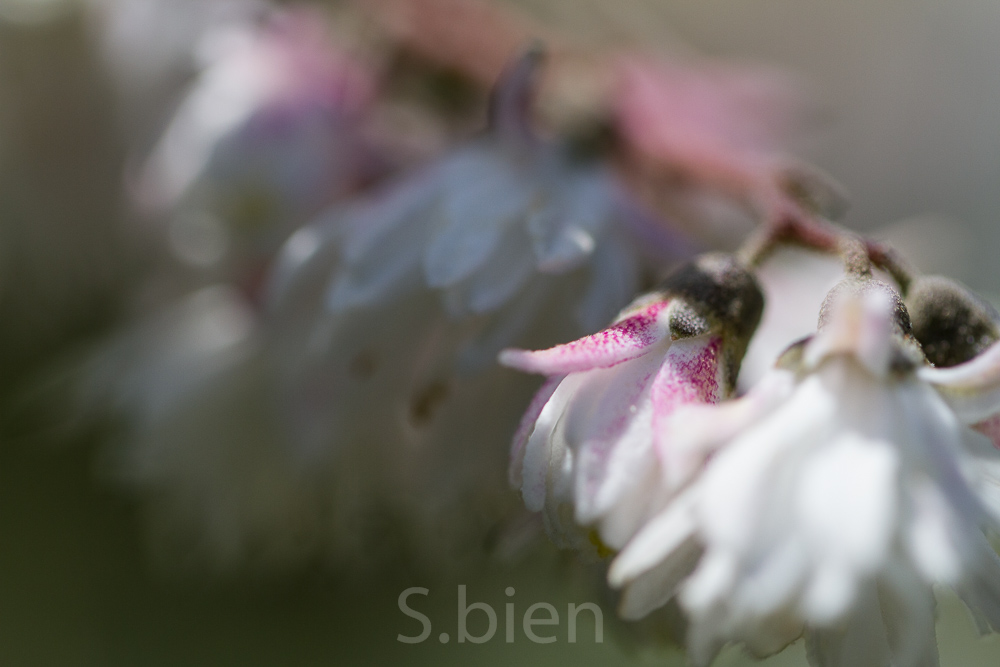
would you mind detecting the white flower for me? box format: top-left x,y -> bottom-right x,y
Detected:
500,254 -> 763,553
609,278 -> 1000,667
74,8 -> 380,570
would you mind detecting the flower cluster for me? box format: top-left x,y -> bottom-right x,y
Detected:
69,12 -> 1000,667
507,246 -> 1000,665
78,0 -> 820,572
2,0 -> 994,664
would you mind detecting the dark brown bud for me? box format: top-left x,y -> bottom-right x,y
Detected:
659,253 -> 765,388
660,253 -> 765,344
906,276 -> 1000,367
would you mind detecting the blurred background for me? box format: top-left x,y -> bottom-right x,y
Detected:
2,0 -> 1000,665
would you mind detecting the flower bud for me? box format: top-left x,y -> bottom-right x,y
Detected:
907,276 -> 1000,367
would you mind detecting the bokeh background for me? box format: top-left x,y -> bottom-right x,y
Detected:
2,0 -> 1000,665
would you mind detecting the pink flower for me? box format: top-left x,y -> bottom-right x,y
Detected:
614,56 -> 801,185
612,55 -> 842,226
501,254 -> 763,552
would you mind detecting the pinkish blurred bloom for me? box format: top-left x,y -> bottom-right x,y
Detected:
612,55 -> 834,224
501,254 -> 762,553
137,6 -> 378,274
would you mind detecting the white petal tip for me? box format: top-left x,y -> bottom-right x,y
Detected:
498,348 -> 535,371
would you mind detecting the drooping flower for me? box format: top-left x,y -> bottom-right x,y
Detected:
500,253 -> 763,553
72,5 -> 386,571
136,6 -> 377,279
259,51 -> 688,566
609,277 -> 1000,667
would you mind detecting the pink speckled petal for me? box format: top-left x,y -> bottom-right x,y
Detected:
649,337 -> 723,488
651,337 -> 723,432
498,300 -> 671,375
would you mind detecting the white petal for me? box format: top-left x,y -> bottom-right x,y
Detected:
528,168 -> 609,273
663,367 -> 794,488
905,478 -> 963,585
680,550 -> 739,615
520,375 -> 579,512
608,487 -> 699,587
565,345 -> 668,524
877,563 -> 939,667
738,247 -> 843,393
684,609 -> 727,667
325,177 -> 440,311
697,373 -> 837,552
800,564 -> 857,625
577,395 -> 656,539
444,223 -> 536,316
892,379 -> 990,527
616,535 -> 702,620
731,537 -> 808,618
542,427 -> 578,547
509,375 -> 564,489
921,342 -> 1000,424
955,529 -> 1000,634
805,588 -> 891,667
595,463 -> 667,549
797,434 -> 898,576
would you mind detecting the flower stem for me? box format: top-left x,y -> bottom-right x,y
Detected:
738,207 -> 914,295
